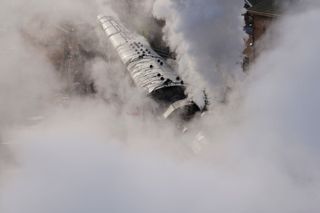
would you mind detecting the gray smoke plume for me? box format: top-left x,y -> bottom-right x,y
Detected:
1,0 -> 320,213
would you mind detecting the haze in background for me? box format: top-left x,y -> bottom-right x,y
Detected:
0,0 -> 320,213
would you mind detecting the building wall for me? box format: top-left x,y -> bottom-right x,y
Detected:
243,12 -> 274,70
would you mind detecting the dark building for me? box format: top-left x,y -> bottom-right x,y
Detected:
243,0 -> 282,70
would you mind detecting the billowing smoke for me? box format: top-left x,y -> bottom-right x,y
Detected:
1,0 -> 320,213
153,0 -> 245,99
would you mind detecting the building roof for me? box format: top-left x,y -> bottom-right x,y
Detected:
247,0 -> 281,17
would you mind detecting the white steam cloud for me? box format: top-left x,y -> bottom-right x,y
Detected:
153,0 -> 245,98
0,0 -> 320,213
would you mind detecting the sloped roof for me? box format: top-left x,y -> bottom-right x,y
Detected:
247,0 -> 281,17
